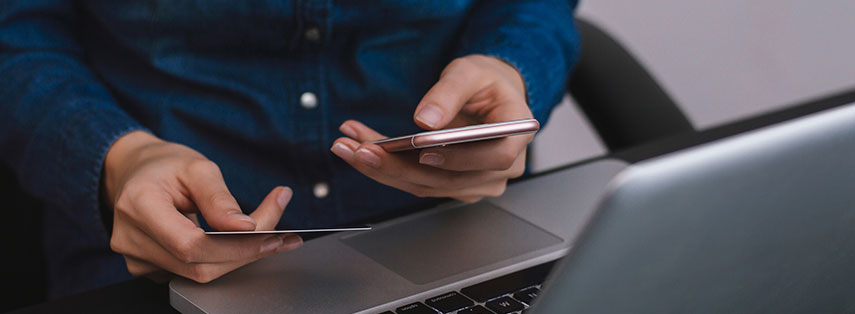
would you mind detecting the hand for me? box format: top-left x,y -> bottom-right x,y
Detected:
331,54 -> 533,203
103,131 -> 302,283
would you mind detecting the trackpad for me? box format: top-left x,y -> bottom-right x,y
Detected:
340,202 -> 562,285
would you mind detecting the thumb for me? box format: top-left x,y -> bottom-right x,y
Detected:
414,58 -> 484,130
183,160 -> 256,231
250,186 -> 292,230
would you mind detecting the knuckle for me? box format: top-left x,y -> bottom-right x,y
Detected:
188,264 -> 218,283
488,182 -> 508,197
509,164 -> 525,179
112,199 -> 133,215
382,163 -> 404,180
410,186 -> 445,198
186,159 -> 220,176
171,234 -> 202,263
114,183 -> 156,214
109,226 -> 133,255
495,151 -> 518,170
411,188 -> 430,198
449,57 -> 475,72
207,190 -> 238,210
125,260 -> 146,277
460,196 -> 484,204
443,173 -> 469,189
109,236 -> 124,254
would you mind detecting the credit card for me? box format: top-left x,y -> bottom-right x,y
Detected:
204,225 -> 371,235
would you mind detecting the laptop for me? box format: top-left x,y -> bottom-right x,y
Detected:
529,101 -> 855,313
170,102 -> 855,314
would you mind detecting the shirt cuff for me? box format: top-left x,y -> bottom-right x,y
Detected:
19,104 -> 146,243
458,40 -> 568,127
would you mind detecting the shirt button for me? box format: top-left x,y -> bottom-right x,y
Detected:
300,92 -> 318,109
313,182 -> 329,199
304,27 -> 321,42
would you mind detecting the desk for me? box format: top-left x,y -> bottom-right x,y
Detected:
9,89 -> 854,314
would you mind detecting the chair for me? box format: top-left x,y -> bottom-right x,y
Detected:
568,17 -> 695,152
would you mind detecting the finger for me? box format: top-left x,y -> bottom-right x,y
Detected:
455,196 -> 484,203
339,120 -> 387,142
418,135 -> 531,171
194,233 -> 303,263
119,214 -> 302,277
333,138 -> 464,186
184,213 -> 201,227
249,186 -> 292,231
332,138 -> 442,195
132,230 -> 299,283
116,189 -> 204,259
332,137 -> 517,201
332,137 -> 518,193
179,160 -> 256,231
124,191 -> 300,263
414,58 -> 487,130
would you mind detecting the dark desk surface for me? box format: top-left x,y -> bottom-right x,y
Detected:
9,89 -> 855,314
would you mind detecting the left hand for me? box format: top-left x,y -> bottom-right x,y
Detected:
331,54 -> 534,203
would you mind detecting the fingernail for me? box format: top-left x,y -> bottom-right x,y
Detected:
416,104 -> 443,129
355,148 -> 381,168
228,211 -> 256,226
419,152 -> 445,166
331,143 -> 354,160
276,187 -> 292,209
339,124 -> 357,138
260,236 -> 283,253
281,234 -> 303,249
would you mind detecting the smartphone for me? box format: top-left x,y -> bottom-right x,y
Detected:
368,118 -> 540,152
204,225 -> 372,235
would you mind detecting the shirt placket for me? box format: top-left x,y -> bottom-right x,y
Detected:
295,0 -> 338,219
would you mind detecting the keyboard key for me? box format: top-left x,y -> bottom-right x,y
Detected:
460,262 -> 555,302
456,305 -> 494,314
396,302 -> 438,314
485,296 -> 524,314
424,291 -> 473,313
512,287 -> 541,305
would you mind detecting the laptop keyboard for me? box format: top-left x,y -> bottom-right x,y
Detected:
378,261 -> 555,314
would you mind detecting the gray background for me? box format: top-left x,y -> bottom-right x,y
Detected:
530,0 -> 855,171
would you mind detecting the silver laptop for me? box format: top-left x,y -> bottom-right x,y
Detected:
169,155 -> 628,312
171,102 -> 855,314
529,102 -> 855,313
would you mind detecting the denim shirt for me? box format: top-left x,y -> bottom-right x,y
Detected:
0,0 -> 580,297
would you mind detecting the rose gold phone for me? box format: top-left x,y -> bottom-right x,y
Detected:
368,118 -> 540,152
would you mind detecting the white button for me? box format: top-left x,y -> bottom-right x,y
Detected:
304,27 -> 321,42
313,182 -> 329,199
300,92 -> 318,109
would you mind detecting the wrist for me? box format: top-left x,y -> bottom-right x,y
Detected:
482,55 -> 526,95
102,130 -> 163,207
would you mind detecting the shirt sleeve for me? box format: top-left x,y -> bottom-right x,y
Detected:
455,0 -> 581,126
0,0 -> 146,239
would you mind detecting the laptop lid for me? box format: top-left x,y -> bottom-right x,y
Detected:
531,103 -> 855,313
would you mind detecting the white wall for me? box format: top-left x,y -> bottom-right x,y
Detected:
531,0 -> 855,172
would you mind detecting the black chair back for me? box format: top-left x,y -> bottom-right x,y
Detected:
569,18 -> 695,151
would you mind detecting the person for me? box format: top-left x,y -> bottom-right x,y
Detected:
0,0 -> 581,298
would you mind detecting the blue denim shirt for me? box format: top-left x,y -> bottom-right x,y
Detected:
0,0 -> 579,297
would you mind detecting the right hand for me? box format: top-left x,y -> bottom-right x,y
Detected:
102,131 -> 302,283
